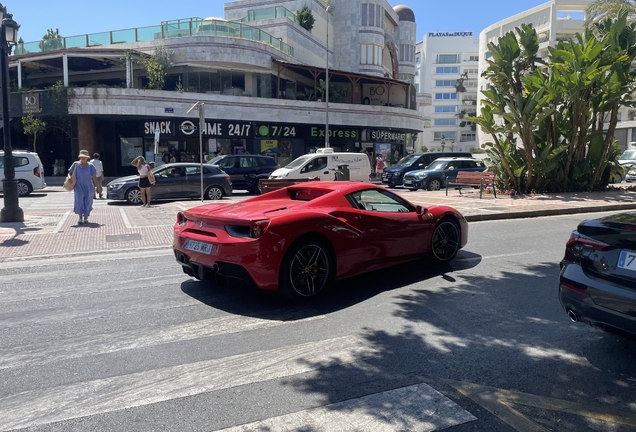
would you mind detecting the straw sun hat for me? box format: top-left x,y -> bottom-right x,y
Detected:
78,150 -> 90,159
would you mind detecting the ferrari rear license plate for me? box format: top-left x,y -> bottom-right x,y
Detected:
617,250 -> 636,271
185,239 -> 215,254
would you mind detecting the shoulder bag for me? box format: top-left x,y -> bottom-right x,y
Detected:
63,163 -> 77,191
146,164 -> 156,185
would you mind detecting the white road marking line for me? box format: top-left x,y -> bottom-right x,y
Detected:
0,310 -> 325,370
218,382 -> 476,432
53,210 -> 72,233
119,207 -> 132,229
0,336 -> 375,430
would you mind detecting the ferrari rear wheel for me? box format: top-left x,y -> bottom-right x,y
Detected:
430,218 -> 461,263
280,238 -> 334,299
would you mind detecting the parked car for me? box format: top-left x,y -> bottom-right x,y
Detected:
269,148 -> 371,183
381,152 -> 472,187
208,154 -> 279,193
618,149 -> 636,165
403,157 -> 486,191
559,212 -> 636,338
173,181 -> 468,299
626,164 -> 636,182
107,163 -> 232,204
0,150 -> 46,196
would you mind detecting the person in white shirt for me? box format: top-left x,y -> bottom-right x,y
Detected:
90,153 -> 104,199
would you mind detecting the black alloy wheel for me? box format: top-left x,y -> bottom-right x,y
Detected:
427,178 -> 442,191
279,239 -> 334,299
430,218 -> 461,263
205,185 -> 223,200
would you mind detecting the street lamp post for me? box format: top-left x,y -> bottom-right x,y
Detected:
0,5 -> 22,223
324,4 -> 334,148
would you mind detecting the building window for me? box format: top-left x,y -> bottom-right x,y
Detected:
468,55 -> 479,61
435,80 -> 457,87
361,4 -> 382,28
360,43 -> 383,65
434,118 -> 457,126
437,54 -> 458,64
436,66 -> 459,74
435,106 -> 458,113
435,93 -> 458,100
434,132 -> 457,141
465,68 -> 478,74
399,44 -> 415,62
460,133 -> 476,142
465,80 -> 477,88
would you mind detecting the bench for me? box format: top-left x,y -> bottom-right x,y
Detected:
446,171 -> 497,199
258,177 -> 319,194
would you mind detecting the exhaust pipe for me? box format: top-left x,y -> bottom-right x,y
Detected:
567,309 -> 578,322
213,263 -> 220,273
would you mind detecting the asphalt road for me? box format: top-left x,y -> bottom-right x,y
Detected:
1,212 -> 635,431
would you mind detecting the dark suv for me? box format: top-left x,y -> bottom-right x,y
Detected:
403,157 -> 486,191
381,152 -> 472,187
209,155 -> 279,193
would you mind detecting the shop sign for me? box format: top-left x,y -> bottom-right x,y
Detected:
22,93 -> 40,114
256,124 -> 297,138
260,139 -> 278,152
428,31 -> 473,37
144,120 -> 173,135
174,120 -> 252,138
310,127 -> 358,139
370,129 -> 406,143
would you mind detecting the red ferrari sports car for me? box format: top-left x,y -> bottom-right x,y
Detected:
173,181 -> 468,299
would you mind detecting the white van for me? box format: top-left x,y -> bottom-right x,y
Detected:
269,148 -> 371,182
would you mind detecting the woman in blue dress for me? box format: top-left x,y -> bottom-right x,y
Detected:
68,150 -> 98,225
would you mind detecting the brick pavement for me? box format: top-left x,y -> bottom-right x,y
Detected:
1,184 -> 636,262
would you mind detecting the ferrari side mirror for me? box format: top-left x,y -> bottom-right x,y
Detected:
415,205 -> 427,215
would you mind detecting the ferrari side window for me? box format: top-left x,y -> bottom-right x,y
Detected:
346,189 -> 414,213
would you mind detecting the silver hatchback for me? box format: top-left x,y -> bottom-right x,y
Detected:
0,151 -> 47,196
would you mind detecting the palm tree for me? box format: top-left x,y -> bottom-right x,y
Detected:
585,0 -> 636,28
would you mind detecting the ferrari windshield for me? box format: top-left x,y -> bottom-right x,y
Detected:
393,154 -> 420,167
284,155 -> 314,169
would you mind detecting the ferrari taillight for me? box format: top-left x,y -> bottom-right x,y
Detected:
565,230 -> 610,258
251,220 -> 270,238
176,212 -> 187,226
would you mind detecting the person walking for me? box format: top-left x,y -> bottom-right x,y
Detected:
68,150 -> 98,225
131,155 -> 153,207
90,153 -> 104,199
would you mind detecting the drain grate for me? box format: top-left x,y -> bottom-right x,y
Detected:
106,233 -> 142,242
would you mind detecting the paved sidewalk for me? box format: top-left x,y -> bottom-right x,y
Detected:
1,184 -> 635,262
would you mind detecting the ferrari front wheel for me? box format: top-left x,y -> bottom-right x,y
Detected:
430,218 -> 461,263
279,238 -> 334,299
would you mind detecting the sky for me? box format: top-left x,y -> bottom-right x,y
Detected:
12,0 -> 553,45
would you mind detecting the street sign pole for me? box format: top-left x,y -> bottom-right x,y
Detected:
188,101 -> 205,202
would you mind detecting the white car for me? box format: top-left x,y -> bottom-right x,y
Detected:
0,150 -> 47,196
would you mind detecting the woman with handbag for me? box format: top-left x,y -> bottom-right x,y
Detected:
68,150 -> 98,225
131,155 -> 154,207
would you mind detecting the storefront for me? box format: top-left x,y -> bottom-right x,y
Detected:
102,118 -> 369,176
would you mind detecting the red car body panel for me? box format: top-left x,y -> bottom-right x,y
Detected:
173,181 -> 468,290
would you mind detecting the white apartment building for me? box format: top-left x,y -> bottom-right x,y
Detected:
475,0 -> 636,149
415,32 -> 479,153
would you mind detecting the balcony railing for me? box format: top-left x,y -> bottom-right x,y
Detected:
14,17 -> 294,57
239,6 -> 299,25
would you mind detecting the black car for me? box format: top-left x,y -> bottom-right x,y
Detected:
107,163 -> 232,204
403,157 -> 486,191
381,152 -> 472,187
208,155 -> 279,193
559,212 -> 636,337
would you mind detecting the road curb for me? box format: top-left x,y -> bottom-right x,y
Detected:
464,202 -> 636,222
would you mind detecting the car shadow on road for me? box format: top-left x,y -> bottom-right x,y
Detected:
180,250 -> 482,319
